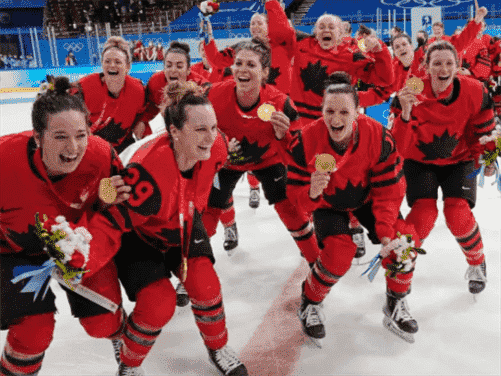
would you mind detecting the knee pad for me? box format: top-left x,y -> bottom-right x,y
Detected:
406,198 -> 438,241
79,309 -> 123,339
184,257 -> 221,303
134,278 -> 176,329
274,198 -> 309,229
8,313 -> 55,354
444,198 -> 476,237
320,235 -> 357,277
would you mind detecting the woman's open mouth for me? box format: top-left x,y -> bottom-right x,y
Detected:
330,125 -> 344,133
60,154 -> 78,163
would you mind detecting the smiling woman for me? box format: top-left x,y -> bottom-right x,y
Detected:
136,41 -> 209,139
75,36 -> 147,154
391,40 -> 497,300
111,81 -> 250,376
286,71 -> 422,345
202,38 -> 322,284
0,76 -> 130,376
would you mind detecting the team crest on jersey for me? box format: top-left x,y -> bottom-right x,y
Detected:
267,67 -> 281,86
323,180 -> 369,211
300,61 -> 329,96
94,120 -> 127,145
416,129 -> 459,160
123,163 -> 162,216
231,136 -> 270,165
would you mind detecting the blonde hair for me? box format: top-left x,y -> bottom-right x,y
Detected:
313,14 -> 343,35
102,36 -> 132,65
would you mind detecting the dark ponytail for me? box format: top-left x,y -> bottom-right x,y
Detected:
165,41 -> 191,68
323,71 -> 359,108
32,75 -> 89,134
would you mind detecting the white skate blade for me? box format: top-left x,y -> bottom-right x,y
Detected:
472,293 -> 483,303
297,309 -> 324,348
306,335 -> 323,348
226,247 -> 238,257
383,316 -> 415,344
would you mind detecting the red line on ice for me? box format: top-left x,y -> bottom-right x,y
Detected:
239,261 -> 309,376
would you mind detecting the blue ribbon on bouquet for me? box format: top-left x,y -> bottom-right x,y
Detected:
360,254 -> 382,282
11,259 -> 57,301
198,14 -> 211,44
478,159 -> 501,193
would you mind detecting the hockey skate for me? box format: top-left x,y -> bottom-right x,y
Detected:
208,345 -> 248,376
223,223 -> 238,255
465,260 -> 487,294
249,188 -> 260,209
116,362 -> 145,376
383,291 -> 418,344
351,227 -> 366,259
298,291 -> 326,348
176,281 -> 190,307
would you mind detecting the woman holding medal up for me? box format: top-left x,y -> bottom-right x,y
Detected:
0,76 -> 130,376
113,81 -> 248,376
391,40 -> 496,296
286,72 -> 422,345
202,38 -> 322,269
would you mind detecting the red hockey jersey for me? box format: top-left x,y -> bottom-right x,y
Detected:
121,132 -> 227,251
138,71 -> 209,125
203,2 -> 294,94
288,33 -> 394,120
461,34 -> 494,81
391,75 -> 496,165
207,80 -> 299,172
427,20 -> 482,54
264,0 -> 294,94
0,132 -> 126,280
359,52 -> 426,108
78,73 -> 146,154
191,62 -> 218,82
286,115 -> 405,241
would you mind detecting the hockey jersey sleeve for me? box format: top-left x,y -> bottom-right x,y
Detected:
266,0 -> 295,58
465,85 -> 496,163
449,20 -> 483,54
358,83 -> 394,108
356,43 -> 395,88
285,132 -> 322,214
203,39 -> 235,71
139,81 -> 162,125
78,209 -> 126,280
77,145 -> 131,280
368,127 -> 406,241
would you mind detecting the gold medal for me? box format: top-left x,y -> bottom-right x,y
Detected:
358,39 -> 367,52
98,178 -> 117,204
315,154 -> 336,172
257,104 -> 276,122
405,77 -> 424,94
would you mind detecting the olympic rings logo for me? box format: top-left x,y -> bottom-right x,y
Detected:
229,32 -> 251,38
380,0 -> 472,8
145,38 -> 164,45
63,42 -> 84,52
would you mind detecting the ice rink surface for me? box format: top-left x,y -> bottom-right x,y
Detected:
1,93 -> 500,376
